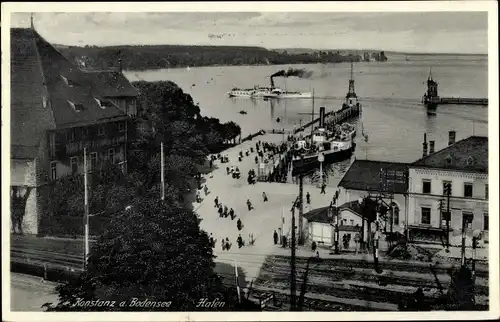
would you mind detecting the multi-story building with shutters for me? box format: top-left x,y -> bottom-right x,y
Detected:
10,24 -> 138,235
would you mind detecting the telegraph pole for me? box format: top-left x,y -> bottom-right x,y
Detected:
290,198 -> 297,310
298,162 -> 304,245
160,142 -> 165,201
445,182 -> 451,250
83,147 -> 89,270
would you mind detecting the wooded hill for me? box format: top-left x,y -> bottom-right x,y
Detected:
54,44 -> 368,70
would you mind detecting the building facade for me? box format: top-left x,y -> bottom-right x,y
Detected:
407,135 -> 488,244
10,26 -> 138,235
337,160 -> 409,235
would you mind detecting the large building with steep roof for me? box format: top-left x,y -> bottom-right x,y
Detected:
407,133 -> 488,244
10,25 -> 138,235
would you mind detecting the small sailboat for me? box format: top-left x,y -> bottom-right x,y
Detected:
186,66 -> 191,71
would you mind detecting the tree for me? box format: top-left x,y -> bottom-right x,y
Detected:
51,194 -> 248,311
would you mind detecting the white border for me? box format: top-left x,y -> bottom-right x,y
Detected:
2,2 -> 498,321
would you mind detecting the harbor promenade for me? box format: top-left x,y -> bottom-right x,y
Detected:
194,133 -> 340,286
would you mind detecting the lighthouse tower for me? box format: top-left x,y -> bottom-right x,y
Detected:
343,63 -> 359,109
423,68 -> 439,105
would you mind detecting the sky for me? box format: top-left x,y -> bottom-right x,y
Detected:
10,11 -> 489,54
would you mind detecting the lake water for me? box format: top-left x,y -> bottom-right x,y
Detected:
125,54 -> 488,180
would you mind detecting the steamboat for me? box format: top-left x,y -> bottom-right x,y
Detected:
227,75 -> 312,99
291,63 -> 361,174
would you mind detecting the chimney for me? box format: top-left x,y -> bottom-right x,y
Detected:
448,131 -> 456,146
429,141 -> 435,154
319,107 -> 326,128
118,58 -> 123,73
422,133 -> 428,157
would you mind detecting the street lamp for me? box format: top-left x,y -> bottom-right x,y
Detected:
318,152 -> 324,188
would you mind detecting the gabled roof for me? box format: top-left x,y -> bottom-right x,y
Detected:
338,201 -> 363,217
411,136 -> 488,174
338,160 -> 409,194
11,28 -> 56,157
11,28 -> 129,158
84,70 -> 138,97
303,206 -> 338,224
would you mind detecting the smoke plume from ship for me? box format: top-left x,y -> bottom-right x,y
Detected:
270,68 -> 314,87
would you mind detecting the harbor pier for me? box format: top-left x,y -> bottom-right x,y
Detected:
422,69 -> 488,108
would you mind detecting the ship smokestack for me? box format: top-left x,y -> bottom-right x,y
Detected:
448,131 -> 456,146
319,107 -> 326,128
422,133 -> 428,157
118,58 -> 123,73
429,141 -> 435,154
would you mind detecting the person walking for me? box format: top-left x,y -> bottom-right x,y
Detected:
229,208 -> 235,220
273,230 -> 278,245
218,205 -> 224,218
246,199 -> 253,211
320,183 -> 326,194
221,239 -> 226,251
225,237 -> 231,251
223,205 -> 228,218
237,234 -> 244,249
262,192 -> 268,202
214,196 -> 219,208
306,192 -> 311,205
237,218 -> 242,231
312,241 -> 317,252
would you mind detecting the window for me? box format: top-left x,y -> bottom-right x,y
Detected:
422,180 -> 431,194
350,219 -> 354,226
445,155 -> 453,165
60,75 -> 72,86
50,161 -> 57,180
118,121 -> 125,132
68,129 -> 75,142
108,148 -> 115,164
98,125 -> 105,136
485,184 -> 488,199
443,181 -> 452,196
464,183 -> 473,198
462,212 -> 473,230
421,207 -> 431,225
90,152 -> 98,172
70,157 -> 78,174
95,98 -> 114,109
67,100 -> 83,112
483,213 -> 489,231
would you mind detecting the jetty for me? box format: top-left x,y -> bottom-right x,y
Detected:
422,69 -> 488,107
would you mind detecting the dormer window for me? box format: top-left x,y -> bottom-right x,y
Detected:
60,74 -> 75,87
445,154 -> 453,166
68,100 -> 84,112
95,98 -> 114,109
466,156 -> 476,166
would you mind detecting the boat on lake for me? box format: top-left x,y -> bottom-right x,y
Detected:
291,126 -> 355,174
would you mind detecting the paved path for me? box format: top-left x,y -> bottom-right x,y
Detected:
10,273 -> 59,311
193,134 -> 342,287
